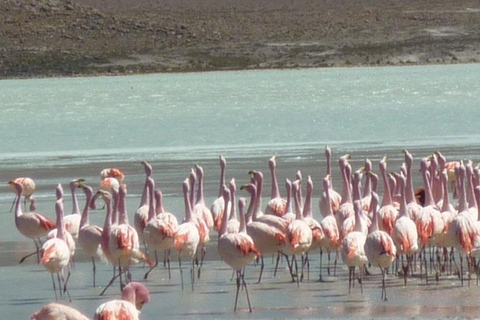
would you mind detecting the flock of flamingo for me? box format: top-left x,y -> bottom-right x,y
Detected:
8,146 -> 480,319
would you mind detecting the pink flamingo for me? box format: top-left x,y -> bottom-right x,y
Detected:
392,173 -> 419,286
77,183 -> 104,287
364,192 -> 397,301
377,156 -> 398,236
40,196 -> 71,301
250,170 -> 289,233
218,188 -> 259,312
416,158 -> 444,284
101,168 -> 125,182
341,170 -> 370,241
361,158 -> 373,212
282,178 -> 296,223
109,185 -> 150,288
320,175 -> 340,279
62,178 -> 84,240
134,160 -> 153,250
173,179 -> 200,291
448,162 -> 478,286
319,146 -> 342,217
404,150 -> 422,221
265,155 -> 287,217
242,182 -> 287,282
225,178 -> 240,233
191,165 -> 212,279
94,282 -> 150,320
210,155 -> 227,231
336,156 -> 354,229
47,184 -> 76,267
9,180 -> 56,264
30,303 -> 89,320
341,200 -> 368,294
143,177 -> 178,279
302,176 -> 325,278
288,179 -> 313,286
9,176 -> 35,211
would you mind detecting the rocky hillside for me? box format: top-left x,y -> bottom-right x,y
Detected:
1,0 -> 480,78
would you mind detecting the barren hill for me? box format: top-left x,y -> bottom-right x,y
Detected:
1,0 -> 480,78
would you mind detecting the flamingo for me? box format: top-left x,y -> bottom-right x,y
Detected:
341,200 -> 368,294
392,173 -> 419,286
94,282 -> 150,320
341,170 -> 370,241
265,155 -> 287,217
210,155 -> 227,231
377,156 -> 398,236
9,180 -> 56,264
63,178 -> 84,240
404,150 -> 423,221
225,178 -> 240,234
109,184 -> 150,289
302,176 -> 325,278
40,196 -> 71,301
9,176 -> 35,211
218,188 -> 259,312
47,184 -> 76,266
134,160 -> 153,250
192,165 -> 212,278
143,177 -> 177,279
364,192 -> 397,301
320,175 -> 340,279
100,168 -> 125,182
173,179 -> 200,291
30,303 -> 89,320
416,158 -> 444,283
77,183 -> 104,287
288,179 -> 313,286
281,178 -> 296,223
449,162 -> 478,286
319,146 -> 342,217
336,156 -> 354,229
242,182 -> 286,282
361,158 -> 373,212
250,170 -> 289,233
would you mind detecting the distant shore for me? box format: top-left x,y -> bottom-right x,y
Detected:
1,0 -> 480,78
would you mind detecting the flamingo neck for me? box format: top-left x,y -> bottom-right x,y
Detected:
184,188 -> 193,222
380,166 -> 393,206
239,202 -> 247,234
147,182 -> 155,221
154,190 -> 165,215
270,164 -> 280,199
79,190 -> 93,228
422,169 -> 436,207
440,175 -> 450,212
196,173 -> 204,206
219,193 -> 229,238
55,201 -> 66,241
303,186 -> 313,219
71,184 -> 80,215
140,177 -> 149,207
405,161 -> 416,204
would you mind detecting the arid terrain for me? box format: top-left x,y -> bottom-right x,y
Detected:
1,0 -> 480,78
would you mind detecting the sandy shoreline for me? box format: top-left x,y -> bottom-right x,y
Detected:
1,0 -> 480,78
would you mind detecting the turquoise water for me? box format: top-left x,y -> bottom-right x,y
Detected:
2,64 -> 480,160
2,64 -> 480,319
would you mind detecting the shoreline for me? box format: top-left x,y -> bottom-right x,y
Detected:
2,0 -> 480,79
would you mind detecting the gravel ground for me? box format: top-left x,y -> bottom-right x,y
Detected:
1,0 -> 480,78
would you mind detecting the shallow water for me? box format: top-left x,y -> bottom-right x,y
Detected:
2,65 -> 480,318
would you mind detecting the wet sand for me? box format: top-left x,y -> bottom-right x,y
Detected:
3,248 -> 480,319
2,145 -> 480,318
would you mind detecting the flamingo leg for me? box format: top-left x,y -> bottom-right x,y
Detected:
319,249 -> 323,282
191,258 -> 195,292
241,269 -> 252,312
293,255 -> 299,287
197,245 -> 206,279
234,270 -> 241,312
92,257 -> 96,287
100,267 -> 119,296
144,250 -> 159,280
51,273 -> 58,301
348,266 -> 352,294
166,249 -> 172,280
460,253 -> 464,287
257,255 -> 265,283
179,254 -> 184,291
56,273 -> 63,299
61,272 -> 72,302
359,265 -> 363,294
